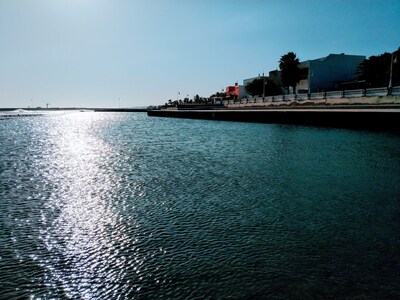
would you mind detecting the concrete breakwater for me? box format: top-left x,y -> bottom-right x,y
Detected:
148,107 -> 400,130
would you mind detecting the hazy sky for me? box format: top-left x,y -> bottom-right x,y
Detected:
0,0 -> 399,108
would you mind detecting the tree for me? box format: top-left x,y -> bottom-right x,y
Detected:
245,78 -> 280,96
357,47 -> 400,88
210,91 -> 225,98
279,52 -> 301,94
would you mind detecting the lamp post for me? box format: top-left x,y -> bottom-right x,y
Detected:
388,52 -> 394,95
262,73 -> 265,101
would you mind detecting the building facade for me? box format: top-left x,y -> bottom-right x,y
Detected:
297,53 -> 366,93
226,83 -> 248,99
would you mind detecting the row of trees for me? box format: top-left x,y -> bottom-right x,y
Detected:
163,94 -> 214,107
163,90 -> 238,107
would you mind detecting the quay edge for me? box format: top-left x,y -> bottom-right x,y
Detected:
147,108 -> 400,130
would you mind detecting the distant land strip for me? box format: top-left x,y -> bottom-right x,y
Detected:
0,108 -> 148,112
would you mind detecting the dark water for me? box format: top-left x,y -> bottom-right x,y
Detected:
1,112 -> 399,299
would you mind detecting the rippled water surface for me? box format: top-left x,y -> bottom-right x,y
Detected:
1,112 -> 400,299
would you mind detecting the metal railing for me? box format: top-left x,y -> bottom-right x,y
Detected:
237,86 -> 400,104
326,91 -> 343,99
365,87 -> 388,97
170,86 -> 400,108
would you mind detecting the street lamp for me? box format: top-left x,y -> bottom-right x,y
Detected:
262,73 -> 266,101
388,52 -> 395,95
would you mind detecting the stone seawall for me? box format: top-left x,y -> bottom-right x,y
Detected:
226,95 -> 400,109
148,107 -> 400,130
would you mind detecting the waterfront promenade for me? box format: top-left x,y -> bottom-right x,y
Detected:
149,91 -> 400,130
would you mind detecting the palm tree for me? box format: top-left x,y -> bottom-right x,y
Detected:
279,52 -> 301,94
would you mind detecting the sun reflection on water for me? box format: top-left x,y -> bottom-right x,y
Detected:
37,112 -> 135,299
2,112 -> 400,299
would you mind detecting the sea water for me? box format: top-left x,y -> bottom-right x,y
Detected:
0,111 -> 399,299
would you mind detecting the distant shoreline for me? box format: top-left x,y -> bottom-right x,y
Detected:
0,107 -> 148,112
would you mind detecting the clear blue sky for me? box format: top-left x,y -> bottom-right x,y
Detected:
0,0 -> 399,108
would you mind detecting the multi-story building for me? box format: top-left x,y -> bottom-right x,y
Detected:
296,53 -> 366,93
